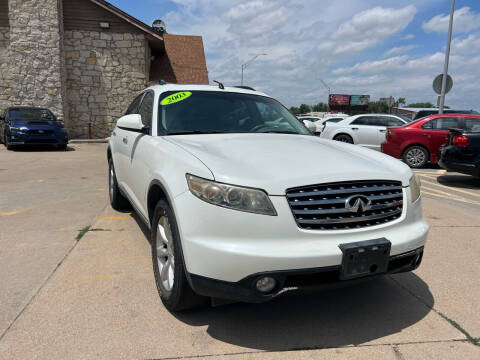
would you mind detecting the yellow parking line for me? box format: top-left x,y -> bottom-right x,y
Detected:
421,186 -> 480,205
0,197 -> 70,216
420,177 -> 480,198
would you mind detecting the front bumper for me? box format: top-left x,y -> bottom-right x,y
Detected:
189,247 -> 424,303
174,188 -> 429,285
9,133 -> 68,145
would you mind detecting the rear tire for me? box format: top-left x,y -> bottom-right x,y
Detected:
403,146 -> 429,168
108,157 -> 130,210
333,134 -> 354,144
151,200 -> 208,311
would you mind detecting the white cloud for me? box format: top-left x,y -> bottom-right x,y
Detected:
319,5 -> 417,55
404,33 -> 415,39
422,6 -> 480,34
383,45 -> 418,57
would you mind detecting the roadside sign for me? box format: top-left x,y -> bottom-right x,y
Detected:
433,74 -> 453,95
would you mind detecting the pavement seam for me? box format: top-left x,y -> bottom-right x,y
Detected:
143,339 -> 468,360
388,275 -> 479,347
0,202 -> 109,343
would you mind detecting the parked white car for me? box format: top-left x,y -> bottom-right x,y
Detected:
108,84 -> 428,311
320,114 -> 409,151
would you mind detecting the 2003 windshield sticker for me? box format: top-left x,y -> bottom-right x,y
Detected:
161,91 -> 192,105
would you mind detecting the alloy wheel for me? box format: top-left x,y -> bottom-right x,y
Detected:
406,148 -> 426,167
156,215 -> 175,292
335,135 -> 353,143
109,165 -> 114,201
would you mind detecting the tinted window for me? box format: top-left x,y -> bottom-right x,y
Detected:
326,118 -> 343,123
8,108 -> 55,121
158,91 -> 310,135
464,118 -> 480,132
125,94 -> 144,115
351,116 -> 370,125
138,92 -> 153,127
422,117 -> 461,130
382,117 -> 404,126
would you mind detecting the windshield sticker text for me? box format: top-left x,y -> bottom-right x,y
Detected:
161,92 -> 192,106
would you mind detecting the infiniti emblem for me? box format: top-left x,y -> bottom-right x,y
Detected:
345,195 -> 372,213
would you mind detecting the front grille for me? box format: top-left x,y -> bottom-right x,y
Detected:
286,180 -> 404,230
27,129 -> 54,135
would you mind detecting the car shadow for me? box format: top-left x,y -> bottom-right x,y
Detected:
437,174 -> 480,190
10,145 -> 75,152
130,212 -> 433,350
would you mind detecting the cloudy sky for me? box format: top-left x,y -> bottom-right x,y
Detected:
110,0 -> 480,109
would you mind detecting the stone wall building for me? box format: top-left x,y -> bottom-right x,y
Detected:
0,0 -> 209,138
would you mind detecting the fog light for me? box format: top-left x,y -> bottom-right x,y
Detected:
256,276 -> 276,293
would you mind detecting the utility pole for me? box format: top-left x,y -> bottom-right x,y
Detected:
241,53 -> 267,86
439,0 -> 455,114
321,79 -> 331,112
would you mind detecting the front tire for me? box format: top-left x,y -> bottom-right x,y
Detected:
151,200 -> 207,311
4,135 -> 13,150
108,157 -> 130,210
403,146 -> 429,168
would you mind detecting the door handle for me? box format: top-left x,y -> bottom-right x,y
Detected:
379,129 -> 386,132
122,137 -> 128,144
351,127 -> 359,130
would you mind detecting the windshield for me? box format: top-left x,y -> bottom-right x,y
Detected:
158,91 -> 311,135
8,108 -> 55,121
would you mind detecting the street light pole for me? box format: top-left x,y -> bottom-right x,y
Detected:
241,53 -> 267,86
321,79 -> 331,112
439,0 -> 455,114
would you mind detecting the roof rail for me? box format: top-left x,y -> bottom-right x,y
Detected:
234,85 -> 256,91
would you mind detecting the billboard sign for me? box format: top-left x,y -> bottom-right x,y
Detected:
350,95 -> 370,106
329,94 -> 350,106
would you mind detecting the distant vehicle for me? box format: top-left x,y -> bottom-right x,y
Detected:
319,114 -> 408,151
439,128 -> 480,178
0,107 -> 68,150
393,107 -> 479,121
381,114 -> 480,168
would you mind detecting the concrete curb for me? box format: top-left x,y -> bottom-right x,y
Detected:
69,138 -> 109,144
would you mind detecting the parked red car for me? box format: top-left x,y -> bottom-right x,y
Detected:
381,114 -> 480,168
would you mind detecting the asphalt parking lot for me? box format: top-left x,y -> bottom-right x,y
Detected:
0,144 -> 479,359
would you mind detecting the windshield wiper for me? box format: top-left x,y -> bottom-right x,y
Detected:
166,130 -> 227,135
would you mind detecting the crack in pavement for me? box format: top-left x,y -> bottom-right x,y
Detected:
389,275 -> 479,347
143,339 -> 470,360
0,203 -> 109,343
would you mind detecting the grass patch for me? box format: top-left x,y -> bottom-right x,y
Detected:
76,225 -> 91,241
439,312 -> 479,346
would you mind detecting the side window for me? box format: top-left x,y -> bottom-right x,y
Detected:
138,92 -> 154,128
434,117 -> 460,130
368,116 -> 384,126
422,119 -> 436,129
464,118 -> 480,132
383,117 -> 404,126
351,116 -> 370,125
125,94 -> 144,115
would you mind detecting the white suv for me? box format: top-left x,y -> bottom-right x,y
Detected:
108,84 -> 428,311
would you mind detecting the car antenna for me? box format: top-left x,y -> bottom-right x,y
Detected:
213,80 -> 224,90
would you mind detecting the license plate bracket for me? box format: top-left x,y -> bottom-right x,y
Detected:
339,238 -> 391,280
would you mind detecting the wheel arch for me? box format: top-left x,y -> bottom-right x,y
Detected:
402,143 -> 431,160
147,179 -> 174,225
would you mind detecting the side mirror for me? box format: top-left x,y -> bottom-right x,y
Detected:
116,114 -> 145,132
303,120 -> 317,133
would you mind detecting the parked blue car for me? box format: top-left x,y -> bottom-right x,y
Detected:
0,107 -> 69,150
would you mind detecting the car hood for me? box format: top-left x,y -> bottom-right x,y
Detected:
166,134 -> 412,195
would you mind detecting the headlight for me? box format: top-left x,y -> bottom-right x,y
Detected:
10,127 -> 26,133
409,174 -> 421,203
186,174 -> 277,216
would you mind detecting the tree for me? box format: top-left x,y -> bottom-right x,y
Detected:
312,102 -> 328,112
407,102 -> 435,108
298,104 -> 310,114
397,97 -> 406,107
289,106 -> 300,114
